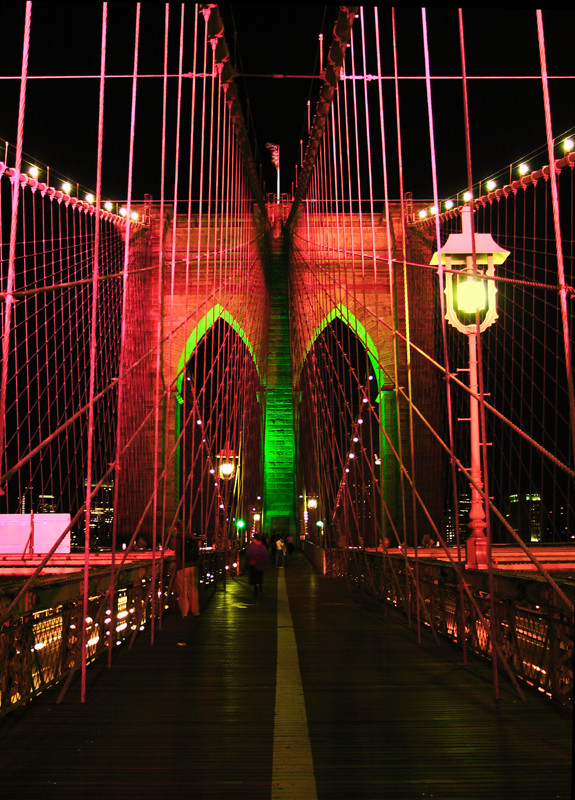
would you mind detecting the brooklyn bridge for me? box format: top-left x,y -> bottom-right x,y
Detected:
0,4 -> 573,798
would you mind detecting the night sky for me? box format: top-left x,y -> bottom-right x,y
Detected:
1,5 -> 574,203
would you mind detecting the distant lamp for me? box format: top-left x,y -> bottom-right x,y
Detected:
463,191 -> 473,202
431,206 -> 510,570
28,165 -> 39,179
104,201 -> 113,212
518,163 -> 530,176
119,207 -> 127,217
444,200 -> 454,210
563,138 -> 574,153
217,443 -> 237,480
235,519 -> 246,530
485,180 -> 497,192
85,193 -> 94,204
219,461 -> 235,479
307,498 -> 317,509
61,181 -> 72,194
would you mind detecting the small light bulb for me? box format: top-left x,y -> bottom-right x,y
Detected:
85,193 -> 94,204
485,180 -> 497,192
28,165 -> 39,179
62,181 -> 72,194
104,201 -> 113,212
444,199 -> 454,210
563,138 -> 574,153
463,191 -> 473,202
418,209 -> 427,219
130,210 -> 139,221
119,206 -> 127,217
518,163 -> 530,176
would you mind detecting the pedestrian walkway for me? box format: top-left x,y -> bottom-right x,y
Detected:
0,552 -> 572,799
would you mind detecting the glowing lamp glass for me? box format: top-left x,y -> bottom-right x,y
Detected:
119,206 -> 127,217
85,193 -> 94,204
519,163 -> 529,176
463,191 -> 473,202
564,138 -> 574,152
444,200 -> 454,210
486,180 -> 497,192
62,182 -> 72,194
219,461 -> 235,479
104,201 -> 113,212
307,498 -> 317,509
456,278 -> 487,314
28,166 -> 39,179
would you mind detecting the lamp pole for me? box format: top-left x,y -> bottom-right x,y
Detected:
430,206 -> 510,569
466,325 -> 488,568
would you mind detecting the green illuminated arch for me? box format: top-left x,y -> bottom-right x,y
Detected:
174,304 -> 263,405
174,306 -> 262,497
300,302 -> 399,539
301,303 -> 388,401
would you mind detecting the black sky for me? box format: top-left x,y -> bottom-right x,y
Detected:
0,4 -> 573,203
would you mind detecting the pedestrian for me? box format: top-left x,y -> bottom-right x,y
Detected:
246,534 -> 269,596
170,521 -> 200,617
275,536 -> 286,567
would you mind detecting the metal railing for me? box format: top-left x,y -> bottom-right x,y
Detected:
325,547 -> 574,709
0,550 -> 230,717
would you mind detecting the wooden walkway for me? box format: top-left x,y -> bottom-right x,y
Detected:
0,552 -> 572,799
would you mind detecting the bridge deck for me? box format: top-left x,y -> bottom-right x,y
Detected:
1,552 -> 571,799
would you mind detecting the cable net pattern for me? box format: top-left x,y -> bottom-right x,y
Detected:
290,7 -> 573,703
0,5 -> 573,712
0,4 -> 267,713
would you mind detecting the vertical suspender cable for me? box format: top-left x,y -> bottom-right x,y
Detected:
82,1 -> 112,703
536,10 -> 575,462
0,2 -> 31,487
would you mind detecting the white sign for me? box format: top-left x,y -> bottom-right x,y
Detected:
0,514 -> 71,555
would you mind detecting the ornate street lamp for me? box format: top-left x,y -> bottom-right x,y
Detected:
216,442 -> 237,480
431,207 -> 510,569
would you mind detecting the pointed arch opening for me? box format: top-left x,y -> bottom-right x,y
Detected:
175,314 -> 263,547
298,311 -> 399,550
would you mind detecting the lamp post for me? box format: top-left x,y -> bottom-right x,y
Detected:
431,207 -> 510,569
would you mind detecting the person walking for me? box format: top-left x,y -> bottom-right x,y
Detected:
275,536 -> 286,567
170,521 -> 201,616
246,534 -> 269,596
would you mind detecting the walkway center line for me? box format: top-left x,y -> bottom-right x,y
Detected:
272,567 -> 318,800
